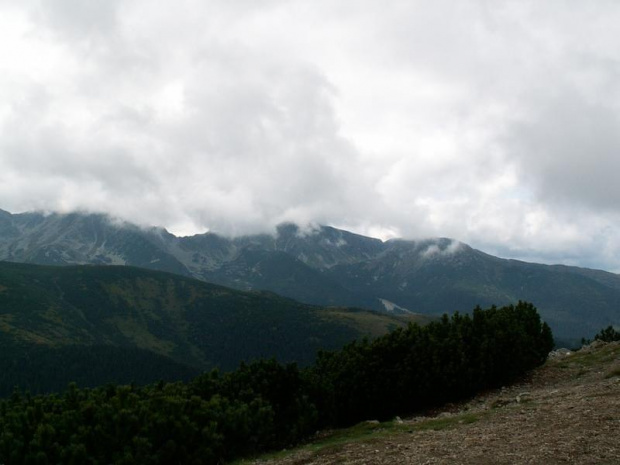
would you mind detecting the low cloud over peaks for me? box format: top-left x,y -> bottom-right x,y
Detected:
1,1 -> 620,272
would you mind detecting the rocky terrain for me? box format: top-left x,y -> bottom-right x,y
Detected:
246,341 -> 620,464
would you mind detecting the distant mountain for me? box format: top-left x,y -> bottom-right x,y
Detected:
0,261 -> 421,393
0,210 -> 189,274
1,209 -> 619,341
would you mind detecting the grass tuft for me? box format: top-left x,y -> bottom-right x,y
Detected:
233,412 -> 483,464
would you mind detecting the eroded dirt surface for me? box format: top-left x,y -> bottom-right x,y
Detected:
252,342 -> 620,465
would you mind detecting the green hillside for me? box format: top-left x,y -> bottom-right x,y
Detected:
0,261 -> 423,394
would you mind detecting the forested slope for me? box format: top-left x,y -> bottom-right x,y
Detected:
0,261 -> 423,394
0,302 -> 553,464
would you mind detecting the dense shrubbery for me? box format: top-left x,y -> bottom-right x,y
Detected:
593,325 -> 620,342
581,325 -> 620,346
0,345 -> 200,397
0,302 -> 553,464
310,301 -> 553,426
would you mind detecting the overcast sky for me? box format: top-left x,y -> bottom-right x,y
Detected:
1,1 -> 620,272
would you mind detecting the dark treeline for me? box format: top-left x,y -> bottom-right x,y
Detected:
582,325 -> 620,345
0,302 -> 553,464
310,301 -> 553,426
595,325 -> 620,342
0,345 -> 200,397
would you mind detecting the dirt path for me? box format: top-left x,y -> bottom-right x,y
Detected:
250,342 -> 620,465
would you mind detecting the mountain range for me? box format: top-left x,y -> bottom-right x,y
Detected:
1,209 -> 619,342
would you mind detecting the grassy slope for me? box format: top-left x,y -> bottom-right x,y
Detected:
0,261 -> 422,377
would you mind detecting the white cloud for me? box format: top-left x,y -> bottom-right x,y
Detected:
1,0 -> 620,271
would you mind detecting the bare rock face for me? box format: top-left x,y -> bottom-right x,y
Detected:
580,339 -> 608,351
548,347 -> 573,358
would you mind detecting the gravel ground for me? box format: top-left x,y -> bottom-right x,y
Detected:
250,342 -> 620,465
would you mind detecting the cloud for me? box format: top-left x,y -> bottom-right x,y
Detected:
421,240 -> 464,259
508,93 -> 620,211
31,0 -> 121,40
1,0 -> 620,271
0,1 -> 381,236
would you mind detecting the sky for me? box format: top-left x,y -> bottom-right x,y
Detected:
1,1 -> 620,272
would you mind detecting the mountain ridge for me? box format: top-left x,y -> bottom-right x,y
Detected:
1,209 -> 619,340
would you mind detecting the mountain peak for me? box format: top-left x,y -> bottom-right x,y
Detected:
1,208 -> 619,341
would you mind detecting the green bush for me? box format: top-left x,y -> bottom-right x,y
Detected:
594,325 -> 620,342
0,302 -> 553,464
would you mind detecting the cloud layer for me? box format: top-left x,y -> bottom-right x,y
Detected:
1,0 -> 620,271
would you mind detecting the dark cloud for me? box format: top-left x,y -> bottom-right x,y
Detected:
31,0 -> 121,39
509,93 -> 620,211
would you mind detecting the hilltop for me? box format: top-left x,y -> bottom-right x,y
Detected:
245,341 -> 620,464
